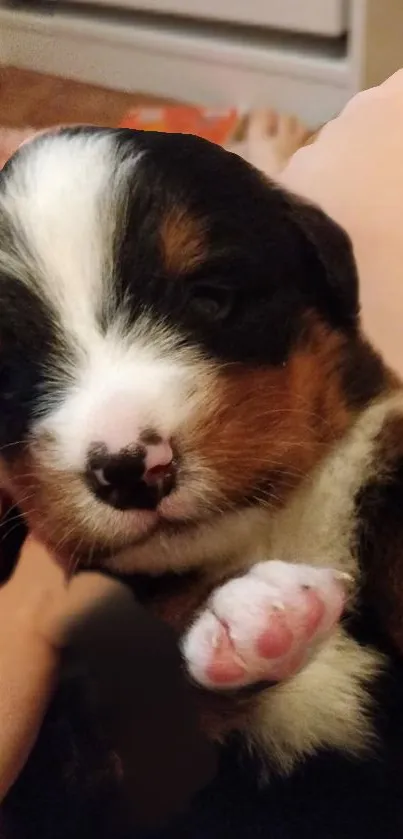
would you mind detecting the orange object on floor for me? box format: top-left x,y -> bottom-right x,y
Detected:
119,106 -> 242,145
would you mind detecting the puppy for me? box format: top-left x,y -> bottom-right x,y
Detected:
0,126 -> 403,836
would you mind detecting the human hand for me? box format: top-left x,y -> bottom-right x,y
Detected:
0,128 -> 38,169
0,534 -> 123,803
280,69 -> 403,377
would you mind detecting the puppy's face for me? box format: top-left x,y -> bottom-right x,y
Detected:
0,127 -> 362,571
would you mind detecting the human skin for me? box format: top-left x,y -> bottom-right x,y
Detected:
280,69 -> 403,379
0,534 -> 124,802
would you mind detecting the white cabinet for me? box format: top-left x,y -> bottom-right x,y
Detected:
1,0 -> 403,125
73,0 -> 349,37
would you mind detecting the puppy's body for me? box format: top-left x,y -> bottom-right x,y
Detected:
0,127 -> 403,836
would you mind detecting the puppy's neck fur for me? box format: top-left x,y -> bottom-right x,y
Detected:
130,387 -> 403,773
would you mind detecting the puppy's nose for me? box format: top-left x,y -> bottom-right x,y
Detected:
86,439 -> 176,511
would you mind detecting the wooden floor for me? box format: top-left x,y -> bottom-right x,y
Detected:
0,66 -> 166,128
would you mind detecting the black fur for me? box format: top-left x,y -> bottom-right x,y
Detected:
0,277 -> 66,450
113,129 -> 360,364
341,337 -> 388,409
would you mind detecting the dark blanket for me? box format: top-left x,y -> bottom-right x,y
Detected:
3,600 -> 403,839
145,701 -> 403,839
142,636 -> 403,839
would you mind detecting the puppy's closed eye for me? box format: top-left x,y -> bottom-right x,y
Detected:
188,283 -> 233,322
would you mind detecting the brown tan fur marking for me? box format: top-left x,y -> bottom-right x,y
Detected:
160,206 -> 206,275
190,319 -> 353,510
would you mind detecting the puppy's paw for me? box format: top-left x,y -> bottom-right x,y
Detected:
182,561 -> 348,690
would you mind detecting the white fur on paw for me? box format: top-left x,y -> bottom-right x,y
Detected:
182,560 -> 347,690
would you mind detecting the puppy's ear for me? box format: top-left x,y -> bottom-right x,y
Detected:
287,194 -> 360,330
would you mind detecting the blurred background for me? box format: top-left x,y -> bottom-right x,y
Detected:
0,1 -> 402,141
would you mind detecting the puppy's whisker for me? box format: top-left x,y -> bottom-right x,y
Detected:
0,440 -> 27,454
1,520 -> 31,543
3,491 -> 35,512
52,524 -> 81,564
68,537 -> 85,579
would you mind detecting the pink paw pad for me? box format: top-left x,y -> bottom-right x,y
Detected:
182,561 -> 348,690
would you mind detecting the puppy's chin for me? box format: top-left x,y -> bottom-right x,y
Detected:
75,509 -> 213,574
28,491 -> 212,575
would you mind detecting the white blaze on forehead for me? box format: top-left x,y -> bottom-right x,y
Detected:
0,130 -> 139,343
0,130 -> 213,477
36,325 -> 201,471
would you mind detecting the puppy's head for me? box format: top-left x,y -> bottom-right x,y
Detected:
0,127 -> 380,572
